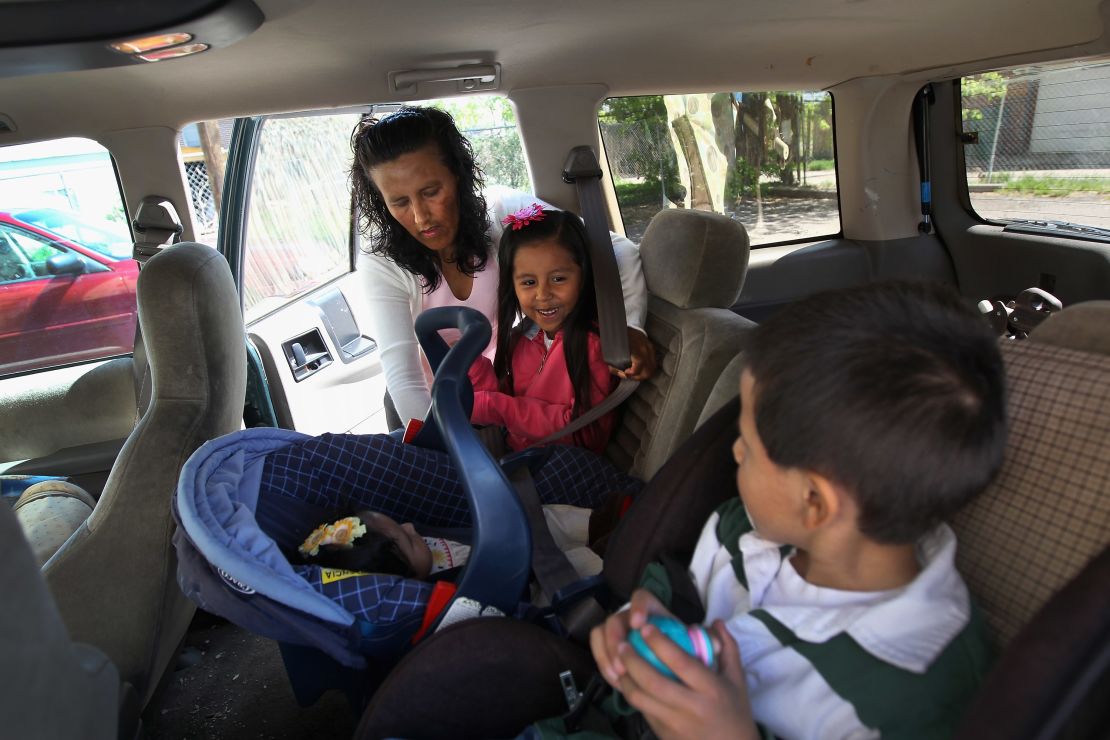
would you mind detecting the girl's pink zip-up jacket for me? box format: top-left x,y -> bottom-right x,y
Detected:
468,323 -> 617,455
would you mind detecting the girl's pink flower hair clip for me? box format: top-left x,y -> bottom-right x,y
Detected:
501,202 -> 546,231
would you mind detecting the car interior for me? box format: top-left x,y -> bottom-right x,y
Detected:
0,0 -> 1108,738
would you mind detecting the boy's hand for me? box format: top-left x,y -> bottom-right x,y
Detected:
611,327 -> 656,381
616,619 -> 758,740
590,589 -> 671,687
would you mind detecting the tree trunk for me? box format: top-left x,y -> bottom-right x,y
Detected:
198,121 -> 226,216
671,114 -> 713,211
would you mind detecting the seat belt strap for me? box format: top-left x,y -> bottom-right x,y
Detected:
508,465 -> 582,599
562,145 -> 631,371
534,377 -> 638,445
507,464 -> 606,642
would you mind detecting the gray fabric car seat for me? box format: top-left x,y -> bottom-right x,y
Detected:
41,241 -> 247,710
0,497 -> 120,740
605,209 -> 754,480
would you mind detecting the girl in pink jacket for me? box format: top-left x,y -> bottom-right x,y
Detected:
468,205 -> 617,455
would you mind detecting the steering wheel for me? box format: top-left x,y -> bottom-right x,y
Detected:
411,307 -> 532,620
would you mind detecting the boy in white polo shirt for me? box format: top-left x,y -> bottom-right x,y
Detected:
590,281 -> 1006,739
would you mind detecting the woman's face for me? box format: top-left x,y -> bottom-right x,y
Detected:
368,144 -> 461,257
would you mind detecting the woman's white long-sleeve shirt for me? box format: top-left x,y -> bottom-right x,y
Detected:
359,186 -> 648,424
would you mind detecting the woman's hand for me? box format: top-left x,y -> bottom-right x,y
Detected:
611,327 -> 656,381
616,619 -> 758,740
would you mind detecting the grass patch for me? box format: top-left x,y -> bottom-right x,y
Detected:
806,158 -> 835,171
997,175 -> 1110,197
614,180 -> 666,206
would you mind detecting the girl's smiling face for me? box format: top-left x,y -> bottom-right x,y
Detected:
512,239 -> 583,337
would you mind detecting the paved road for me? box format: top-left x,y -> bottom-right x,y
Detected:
623,189 -> 1110,244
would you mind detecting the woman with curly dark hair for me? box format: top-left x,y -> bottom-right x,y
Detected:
350,105 -> 654,427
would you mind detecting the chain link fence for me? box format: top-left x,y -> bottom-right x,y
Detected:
962,59 -> 1110,227
184,161 -> 217,242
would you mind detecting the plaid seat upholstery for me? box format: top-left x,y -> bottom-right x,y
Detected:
951,325 -> 1110,647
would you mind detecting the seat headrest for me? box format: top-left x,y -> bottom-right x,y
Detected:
639,209 -> 750,310
1028,300 -> 1110,357
138,242 -> 246,412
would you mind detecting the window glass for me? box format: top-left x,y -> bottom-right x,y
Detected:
242,114 -> 356,323
0,138 -> 136,376
962,59 -> 1110,232
599,92 -> 839,245
424,95 -> 530,191
235,98 -> 526,324
178,120 -> 232,246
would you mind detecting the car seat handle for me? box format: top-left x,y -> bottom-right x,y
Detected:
413,306 -> 532,621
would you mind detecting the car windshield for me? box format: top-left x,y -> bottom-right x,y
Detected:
13,207 -> 133,259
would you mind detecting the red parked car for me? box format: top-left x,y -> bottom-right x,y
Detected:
0,208 -> 139,375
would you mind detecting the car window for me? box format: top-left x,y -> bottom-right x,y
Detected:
179,120 -> 232,246
240,113 -> 356,323
235,97 -> 527,325
0,224 -> 106,279
599,91 -> 839,245
9,207 -> 132,259
0,137 -> 136,376
961,58 -> 1110,237
420,95 -> 530,191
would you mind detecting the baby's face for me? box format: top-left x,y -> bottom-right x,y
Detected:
363,512 -> 433,578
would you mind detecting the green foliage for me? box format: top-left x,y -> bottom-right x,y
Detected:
105,203 -> 127,225
961,72 -> 1006,124
613,180 -> 665,205
998,175 -> 1110,197
602,91 -> 835,204
807,158 -> 834,171
600,96 -> 668,125
434,97 -> 530,189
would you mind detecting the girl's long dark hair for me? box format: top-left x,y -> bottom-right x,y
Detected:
350,106 -> 492,292
494,210 -> 600,442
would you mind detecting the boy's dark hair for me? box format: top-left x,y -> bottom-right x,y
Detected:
292,512 -> 416,577
350,105 -> 492,293
745,280 -> 1007,544
494,209 -> 600,444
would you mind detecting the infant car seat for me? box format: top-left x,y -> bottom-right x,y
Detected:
173,306 -> 539,706
356,388 -> 744,739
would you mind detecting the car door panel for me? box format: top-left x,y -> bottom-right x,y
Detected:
247,272 -> 388,435
1,273 -> 136,372
0,357 -> 136,496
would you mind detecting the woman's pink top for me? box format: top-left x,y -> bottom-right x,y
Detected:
421,262 -> 500,363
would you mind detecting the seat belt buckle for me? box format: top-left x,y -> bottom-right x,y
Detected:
559,670 -> 581,712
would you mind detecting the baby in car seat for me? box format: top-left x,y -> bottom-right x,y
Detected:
295,507 -> 606,581
294,511 -> 469,578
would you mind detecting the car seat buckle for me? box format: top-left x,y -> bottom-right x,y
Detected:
559,670 -> 581,712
